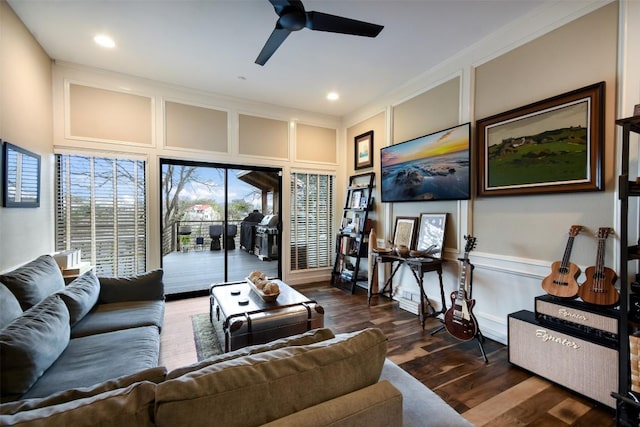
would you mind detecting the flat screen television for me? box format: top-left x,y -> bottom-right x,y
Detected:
380,122 -> 471,202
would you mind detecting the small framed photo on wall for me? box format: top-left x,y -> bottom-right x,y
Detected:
354,130 -> 374,170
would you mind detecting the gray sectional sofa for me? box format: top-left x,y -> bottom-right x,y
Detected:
0,255 -> 473,426
0,255 -> 165,402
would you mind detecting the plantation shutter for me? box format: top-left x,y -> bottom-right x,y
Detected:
55,154 -> 147,276
290,172 -> 335,270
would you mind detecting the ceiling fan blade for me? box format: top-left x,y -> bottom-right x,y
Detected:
255,27 -> 292,66
305,11 -> 383,37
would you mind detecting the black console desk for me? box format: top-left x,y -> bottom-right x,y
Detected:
368,254 -> 446,329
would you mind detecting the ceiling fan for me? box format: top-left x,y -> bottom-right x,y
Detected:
255,0 -> 384,66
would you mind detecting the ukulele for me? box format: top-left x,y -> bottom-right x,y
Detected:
578,227 -> 620,306
541,225 -> 583,298
444,235 -> 478,341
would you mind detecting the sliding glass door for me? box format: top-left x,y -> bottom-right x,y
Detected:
160,159 -> 281,296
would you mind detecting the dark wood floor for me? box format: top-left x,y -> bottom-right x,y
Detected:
160,282 -> 616,426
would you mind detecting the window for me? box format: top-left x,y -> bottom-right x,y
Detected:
55,154 -> 147,276
290,172 -> 335,270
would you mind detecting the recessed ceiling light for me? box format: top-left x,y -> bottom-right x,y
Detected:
94,34 -> 115,48
326,92 -> 339,101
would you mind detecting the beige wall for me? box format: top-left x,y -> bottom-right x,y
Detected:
346,112 -> 385,236
296,123 -> 337,164
69,83 -> 153,145
0,0 -> 53,270
238,114 -> 289,159
474,2 -> 618,266
165,101 -> 228,152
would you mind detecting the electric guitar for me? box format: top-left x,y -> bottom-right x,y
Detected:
578,227 -> 620,306
541,225 -> 583,298
444,235 -> 478,341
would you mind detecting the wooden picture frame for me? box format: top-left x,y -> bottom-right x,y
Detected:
392,216 -> 418,249
477,82 -> 604,197
2,141 -> 41,208
416,213 -> 447,258
354,130 -> 374,170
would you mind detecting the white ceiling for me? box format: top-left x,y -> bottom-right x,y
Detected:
9,0 -> 549,118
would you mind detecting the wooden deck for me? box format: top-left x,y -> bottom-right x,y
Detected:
162,248 -> 279,295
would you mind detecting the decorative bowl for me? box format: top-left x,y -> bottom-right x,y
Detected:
246,277 -> 279,302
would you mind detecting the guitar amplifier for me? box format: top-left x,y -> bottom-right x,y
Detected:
534,294 -> 619,345
508,310 -> 618,408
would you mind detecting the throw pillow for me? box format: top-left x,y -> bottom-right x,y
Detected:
58,271 -> 100,326
0,283 -> 22,330
98,269 -> 164,303
0,255 -> 65,310
0,295 -> 70,397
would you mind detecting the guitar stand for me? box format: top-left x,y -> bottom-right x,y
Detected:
431,259 -> 488,363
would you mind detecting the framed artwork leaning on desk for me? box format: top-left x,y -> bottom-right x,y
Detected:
416,213 -> 447,258
392,216 -> 418,249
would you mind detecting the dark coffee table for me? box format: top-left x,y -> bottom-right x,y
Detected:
209,279 -> 324,352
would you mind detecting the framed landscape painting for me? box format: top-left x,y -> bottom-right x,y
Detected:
477,82 -> 604,197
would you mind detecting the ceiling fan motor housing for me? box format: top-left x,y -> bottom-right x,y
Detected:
278,8 -> 306,31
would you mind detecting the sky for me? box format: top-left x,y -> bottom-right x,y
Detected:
380,123 -> 469,167
485,100 -> 589,147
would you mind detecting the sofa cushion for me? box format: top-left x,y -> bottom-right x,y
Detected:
22,326 -> 160,400
261,381 -> 403,427
0,295 -> 70,399
0,381 -> 156,427
166,327 -> 335,379
0,283 -> 22,329
0,255 -> 65,310
70,300 -> 164,338
57,271 -> 100,327
0,367 -> 167,415
98,269 -> 164,304
155,328 -> 387,427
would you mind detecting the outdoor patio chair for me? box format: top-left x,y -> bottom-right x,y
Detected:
209,225 -> 222,251
226,225 -> 237,250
